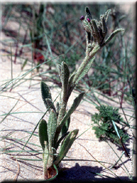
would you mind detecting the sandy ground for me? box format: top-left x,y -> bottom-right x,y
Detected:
0,3 -> 136,182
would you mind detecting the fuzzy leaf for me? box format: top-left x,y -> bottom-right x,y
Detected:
67,72 -> 76,98
54,129 -> 78,166
45,98 -> 56,112
39,119 -> 48,151
68,72 -> 76,87
55,92 -> 84,139
47,109 -> 57,149
55,131 -> 69,150
85,7 -> 92,19
60,92 -> 84,127
61,116 -> 70,136
104,9 -> 111,22
102,16 -> 107,35
92,19 -> 99,35
61,62 -> 70,101
61,62 -> 70,84
55,116 -> 71,149
75,57 -> 95,84
41,81 -> 52,109
104,28 -> 124,45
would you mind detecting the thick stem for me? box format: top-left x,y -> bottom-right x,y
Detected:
57,101 -> 67,126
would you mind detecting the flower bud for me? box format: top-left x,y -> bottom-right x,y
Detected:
87,18 -> 90,22
80,16 -> 85,20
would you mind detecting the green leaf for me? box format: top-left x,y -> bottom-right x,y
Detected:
55,131 -> 69,150
61,61 -> 70,81
54,129 -> 78,166
55,116 -> 71,149
57,92 -> 84,135
85,7 -> 92,19
68,72 -> 76,87
67,72 -> 76,98
92,20 -> 99,36
104,9 -> 111,22
61,116 -> 70,136
45,98 -> 56,112
41,81 -> 52,109
75,57 -> 95,84
41,81 -> 52,99
47,109 -> 57,149
60,62 -> 70,101
104,29 -> 124,45
38,119 -> 48,151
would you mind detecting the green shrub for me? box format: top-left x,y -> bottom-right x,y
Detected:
92,105 -> 129,146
